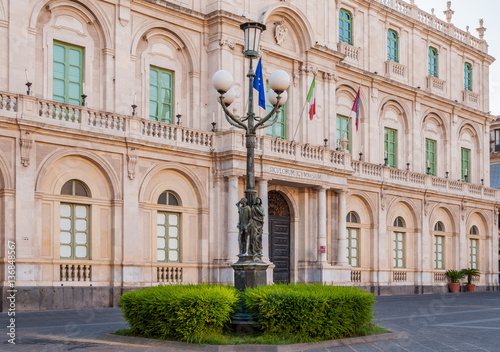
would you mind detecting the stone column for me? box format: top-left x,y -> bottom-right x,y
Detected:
258,179 -> 269,261
227,176 -> 239,261
317,187 -> 327,263
337,190 -> 348,266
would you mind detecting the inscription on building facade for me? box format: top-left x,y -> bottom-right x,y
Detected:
269,166 -> 322,180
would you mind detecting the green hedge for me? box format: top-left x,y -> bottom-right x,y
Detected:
242,283 -> 375,341
118,284 -> 239,342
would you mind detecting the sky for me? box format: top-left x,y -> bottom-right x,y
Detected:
415,0 -> 500,115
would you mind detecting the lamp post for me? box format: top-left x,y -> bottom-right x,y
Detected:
212,22 -> 290,290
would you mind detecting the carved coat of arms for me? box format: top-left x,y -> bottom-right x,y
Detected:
274,19 -> 288,46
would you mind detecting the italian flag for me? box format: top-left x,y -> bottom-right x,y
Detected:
307,75 -> 316,120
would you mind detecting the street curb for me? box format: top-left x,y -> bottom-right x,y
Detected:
98,331 -> 407,352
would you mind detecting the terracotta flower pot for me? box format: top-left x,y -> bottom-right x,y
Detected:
466,284 -> 475,292
448,282 -> 460,293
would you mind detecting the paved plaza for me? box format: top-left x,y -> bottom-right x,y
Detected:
1,291 -> 499,351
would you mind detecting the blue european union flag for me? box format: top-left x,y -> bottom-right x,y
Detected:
253,58 -> 266,109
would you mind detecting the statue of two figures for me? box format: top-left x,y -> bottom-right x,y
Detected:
236,197 -> 265,260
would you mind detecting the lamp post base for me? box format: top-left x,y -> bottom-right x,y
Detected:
230,255 -> 269,332
231,255 -> 269,291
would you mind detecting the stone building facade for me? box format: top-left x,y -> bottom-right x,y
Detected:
0,0 -> 499,311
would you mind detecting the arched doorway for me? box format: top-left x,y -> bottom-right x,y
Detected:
268,191 -> 291,283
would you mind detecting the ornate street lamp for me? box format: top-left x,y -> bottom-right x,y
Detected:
212,22 -> 290,290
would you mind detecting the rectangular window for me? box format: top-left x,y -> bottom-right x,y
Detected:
347,228 -> 359,267
464,63 -> 472,91
150,67 -> 173,123
426,139 -> 436,175
157,212 -> 180,262
59,203 -> 90,259
53,42 -> 84,106
384,128 -> 397,168
428,47 -> 438,77
336,115 -> 350,151
469,239 -> 478,269
393,232 -> 405,268
461,148 -> 470,182
266,83 -> 286,139
339,9 -> 352,45
434,235 -> 444,270
387,30 -> 398,62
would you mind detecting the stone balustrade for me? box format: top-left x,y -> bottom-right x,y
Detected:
2,92 -> 498,201
374,0 -> 486,53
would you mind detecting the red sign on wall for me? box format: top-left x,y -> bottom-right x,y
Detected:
318,246 -> 326,253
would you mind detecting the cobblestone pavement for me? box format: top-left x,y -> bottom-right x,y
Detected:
1,291 -> 499,351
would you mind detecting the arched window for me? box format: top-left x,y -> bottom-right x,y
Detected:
428,47 -> 438,77
469,225 -> 478,235
394,217 -> 405,227
346,211 -> 359,223
387,29 -> 398,62
434,221 -> 444,232
59,179 -> 90,260
61,179 -> 90,197
464,62 -> 472,91
433,222 -> 445,270
158,190 -> 180,206
157,190 -> 181,263
339,9 -> 352,45
346,211 -> 359,267
393,216 -> 405,268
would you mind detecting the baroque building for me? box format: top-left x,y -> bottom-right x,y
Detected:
0,0 -> 499,311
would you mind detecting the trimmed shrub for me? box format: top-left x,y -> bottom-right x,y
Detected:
242,283 -> 375,341
118,284 -> 239,342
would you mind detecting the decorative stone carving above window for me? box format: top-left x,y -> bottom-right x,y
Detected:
274,19 -> 288,46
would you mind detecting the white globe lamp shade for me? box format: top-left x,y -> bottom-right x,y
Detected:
266,89 -> 278,106
278,90 -> 288,106
269,70 -> 290,94
266,89 -> 288,106
218,87 -> 236,106
212,70 -> 234,93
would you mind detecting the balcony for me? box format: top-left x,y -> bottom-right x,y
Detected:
337,42 -> 362,67
426,76 -> 446,96
384,60 -> 407,82
1,91 -> 498,202
462,90 -> 480,109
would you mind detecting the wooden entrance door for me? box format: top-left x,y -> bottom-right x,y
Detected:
268,191 -> 290,283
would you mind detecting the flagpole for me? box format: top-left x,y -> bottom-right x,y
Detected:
292,99 -> 309,142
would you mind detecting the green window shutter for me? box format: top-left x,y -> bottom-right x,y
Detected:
347,228 -> 359,267
425,139 -> 436,175
336,115 -> 350,151
60,203 -> 90,260
157,212 -> 180,262
469,239 -> 478,269
53,42 -> 83,105
149,66 -> 173,123
266,82 -> 286,139
393,232 -> 405,268
387,30 -> 398,62
384,128 -> 397,168
434,235 -> 444,270
464,63 -> 472,91
461,148 -> 470,182
428,47 -> 438,77
339,9 -> 352,45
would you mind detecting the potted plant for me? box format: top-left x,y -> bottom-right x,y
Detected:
445,269 -> 464,293
461,268 -> 480,292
